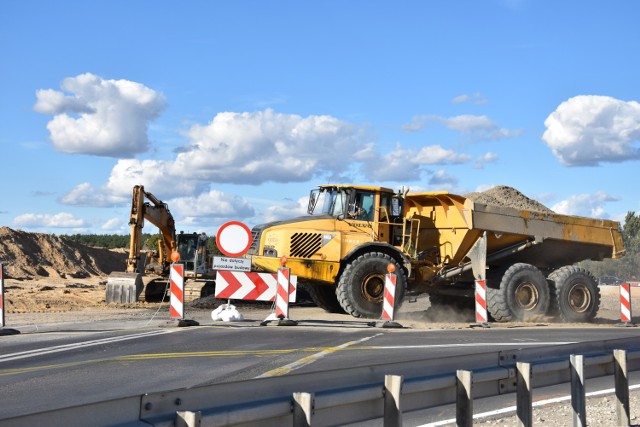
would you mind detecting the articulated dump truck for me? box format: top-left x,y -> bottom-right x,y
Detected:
248,184 -> 624,322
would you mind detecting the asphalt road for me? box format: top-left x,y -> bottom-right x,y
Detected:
2,314 -> 640,422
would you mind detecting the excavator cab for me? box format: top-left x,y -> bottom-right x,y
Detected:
176,232 -> 210,275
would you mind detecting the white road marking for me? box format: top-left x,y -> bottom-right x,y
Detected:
0,330 -> 175,363
256,333 -> 384,378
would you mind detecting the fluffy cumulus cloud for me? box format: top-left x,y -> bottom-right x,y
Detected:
101,217 -> 128,233
59,182 -> 129,207
174,109 -> 364,184
170,190 -> 255,221
13,212 -> 87,228
542,95 -> 640,166
361,143 -> 470,181
34,73 -> 167,157
263,197 -> 310,222
402,114 -> 522,140
552,191 -> 619,218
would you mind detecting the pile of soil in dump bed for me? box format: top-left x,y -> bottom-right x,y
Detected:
465,185 -> 554,214
0,227 -> 126,280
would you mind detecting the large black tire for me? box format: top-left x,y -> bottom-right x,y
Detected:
547,266 -> 600,323
337,252 -> 407,318
487,263 -> 550,322
305,284 -> 345,313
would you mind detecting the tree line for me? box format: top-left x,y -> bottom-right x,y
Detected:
62,232 -> 223,256
580,211 -> 640,281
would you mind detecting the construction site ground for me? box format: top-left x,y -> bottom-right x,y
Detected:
3,274 -> 638,331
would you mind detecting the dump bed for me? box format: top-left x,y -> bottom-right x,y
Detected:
404,192 -> 625,275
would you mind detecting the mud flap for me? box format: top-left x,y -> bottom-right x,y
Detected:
106,272 -> 143,303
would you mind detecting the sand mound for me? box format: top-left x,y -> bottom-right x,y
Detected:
465,185 -> 553,213
0,227 -> 126,280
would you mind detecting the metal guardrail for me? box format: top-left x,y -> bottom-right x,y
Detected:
2,336 -> 640,427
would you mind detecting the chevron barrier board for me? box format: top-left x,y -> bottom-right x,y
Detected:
215,270 -> 297,302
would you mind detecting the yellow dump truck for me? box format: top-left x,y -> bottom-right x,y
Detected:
248,184 -> 625,322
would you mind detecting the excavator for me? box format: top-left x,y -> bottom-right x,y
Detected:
106,185 -> 216,304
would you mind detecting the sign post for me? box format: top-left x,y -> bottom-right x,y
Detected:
0,263 -> 4,329
0,263 -> 20,335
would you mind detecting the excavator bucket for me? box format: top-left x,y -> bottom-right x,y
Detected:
106,272 -> 143,303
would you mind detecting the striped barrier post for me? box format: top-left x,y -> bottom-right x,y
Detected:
276,266 -> 291,319
273,257 -> 297,326
378,263 -> 402,328
170,263 -> 199,327
475,279 -> 488,325
619,283 -> 634,325
382,270 -> 396,322
170,263 -> 184,320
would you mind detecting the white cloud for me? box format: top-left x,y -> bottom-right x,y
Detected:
362,144 -> 469,181
402,114 -> 522,140
415,145 -> 471,164
170,190 -> 255,221
101,217 -> 127,233
542,95 -> 640,166
263,197 -> 309,222
13,212 -> 88,228
59,182 -> 128,207
428,170 -> 458,190
474,152 -> 498,169
34,73 -> 167,157
451,93 -> 488,105
551,192 -> 619,218
174,109 -> 365,184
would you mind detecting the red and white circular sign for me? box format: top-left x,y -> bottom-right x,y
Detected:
216,221 -> 253,257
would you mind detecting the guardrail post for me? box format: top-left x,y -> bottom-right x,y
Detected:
384,374 -> 403,426
456,369 -> 473,427
614,349 -> 630,426
570,354 -> 586,427
516,361 -> 532,427
293,392 -> 314,427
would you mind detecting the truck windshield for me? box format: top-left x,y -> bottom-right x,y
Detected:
308,188 -> 347,216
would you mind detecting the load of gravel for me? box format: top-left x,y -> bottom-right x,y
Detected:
465,185 -> 554,214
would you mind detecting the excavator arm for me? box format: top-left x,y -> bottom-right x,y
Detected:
125,185 -> 178,273
107,185 -> 179,303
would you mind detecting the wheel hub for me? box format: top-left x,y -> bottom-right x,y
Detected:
567,283 -> 591,313
361,274 -> 385,302
515,282 -> 539,310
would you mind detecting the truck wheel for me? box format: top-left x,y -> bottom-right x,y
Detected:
305,284 -> 345,313
337,252 -> 407,318
487,263 -> 550,322
548,266 -> 600,322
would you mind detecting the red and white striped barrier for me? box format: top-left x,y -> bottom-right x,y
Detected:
475,279 -> 488,324
215,271 -> 297,302
382,272 -> 397,321
620,282 -> 632,323
1,263 -> 5,328
276,266 -> 291,319
170,263 -> 184,320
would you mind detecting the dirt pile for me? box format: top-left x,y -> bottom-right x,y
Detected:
0,227 -> 126,280
465,185 -> 553,213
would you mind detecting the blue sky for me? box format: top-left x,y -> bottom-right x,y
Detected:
1,0 -> 639,236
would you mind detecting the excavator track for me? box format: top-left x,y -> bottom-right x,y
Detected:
184,281 -> 216,303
